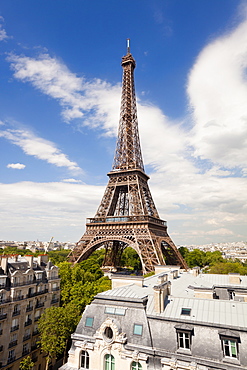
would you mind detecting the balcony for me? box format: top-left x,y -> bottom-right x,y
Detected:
0,313 -> 7,320
31,344 -> 38,351
12,310 -> 20,317
13,295 -> 24,302
26,305 -> 33,312
24,319 -> 32,327
34,316 -> 41,322
0,298 -> 11,305
0,345 -> 3,352
7,356 -> 16,364
0,283 -> 6,289
51,286 -> 60,291
22,349 -> 30,356
12,280 -> 35,287
23,334 -> 31,341
10,325 -> 19,332
8,340 -> 17,348
0,329 -> 2,335
36,289 -> 48,296
86,215 -> 167,226
51,298 -> 59,304
35,302 -> 44,308
32,329 -> 39,336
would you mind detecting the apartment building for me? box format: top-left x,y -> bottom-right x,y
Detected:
61,266 -> 247,370
0,254 -> 60,370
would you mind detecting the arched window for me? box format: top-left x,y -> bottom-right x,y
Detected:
104,354 -> 115,370
131,362 -> 142,370
81,350 -> 89,369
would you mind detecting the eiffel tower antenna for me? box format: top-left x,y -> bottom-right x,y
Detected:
68,43 -> 188,273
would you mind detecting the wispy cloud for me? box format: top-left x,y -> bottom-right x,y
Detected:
0,127 -> 81,172
7,53 -> 121,136
7,163 -> 26,170
0,16 -> 10,41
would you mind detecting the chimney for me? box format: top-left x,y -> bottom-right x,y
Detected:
229,273 -> 241,285
111,274 -> 144,289
0,255 -> 8,273
25,255 -> 33,269
37,254 -> 49,265
153,280 -> 171,314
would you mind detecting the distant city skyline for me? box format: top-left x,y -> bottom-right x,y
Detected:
0,1 -> 247,244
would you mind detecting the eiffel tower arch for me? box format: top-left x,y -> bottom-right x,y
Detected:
69,41 -> 188,273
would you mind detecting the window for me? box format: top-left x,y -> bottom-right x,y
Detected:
81,350 -> 89,369
181,308 -> 191,316
178,331 -> 191,349
223,339 -> 238,358
105,307 -> 126,316
133,324 -> 143,336
131,362 -> 142,370
85,317 -> 94,327
104,354 -> 115,370
104,327 -> 113,342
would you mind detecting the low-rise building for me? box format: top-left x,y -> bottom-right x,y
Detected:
0,254 -> 60,370
61,266 -> 247,370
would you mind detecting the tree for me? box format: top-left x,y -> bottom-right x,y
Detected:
185,249 -> 206,268
38,304 -> 80,370
120,247 -> 142,270
19,356 -> 34,370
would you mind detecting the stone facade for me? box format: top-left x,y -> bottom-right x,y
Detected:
0,254 -> 60,370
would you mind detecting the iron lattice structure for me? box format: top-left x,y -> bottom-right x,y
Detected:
69,45 -> 187,273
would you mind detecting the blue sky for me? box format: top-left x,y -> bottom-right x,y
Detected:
0,0 -> 246,244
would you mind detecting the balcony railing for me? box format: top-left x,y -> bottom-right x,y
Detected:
0,298 -> 11,305
0,313 -> 7,320
86,215 -> 167,226
34,316 -> 41,322
0,329 -> 2,335
13,295 -> 24,302
51,298 -> 59,304
26,305 -> 33,312
35,302 -> 44,308
23,334 -> 31,341
0,283 -> 6,289
12,310 -> 20,317
32,329 -> 39,336
0,345 -> 3,352
51,286 -> 60,291
24,319 -> 32,327
7,356 -> 16,364
22,349 -> 30,356
11,280 -> 35,287
10,325 -> 19,332
31,344 -> 38,351
8,340 -> 17,348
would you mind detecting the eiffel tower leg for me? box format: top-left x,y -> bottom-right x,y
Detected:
161,237 -> 188,269
102,241 -> 126,271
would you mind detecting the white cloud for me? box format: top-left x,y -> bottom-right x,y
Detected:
0,127 -> 81,172
187,16 -> 247,173
7,163 -> 26,170
7,53 -> 121,135
0,181 -> 104,241
0,17 -> 9,41
4,17 -> 247,244
62,178 -> 83,183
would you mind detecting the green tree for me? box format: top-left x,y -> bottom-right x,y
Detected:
178,246 -> 189,259
185,249 -> 206,268
38,304 -> 80,370
206,261 -> 247,275
19,356 -> 34,370
121,247 -> 142,270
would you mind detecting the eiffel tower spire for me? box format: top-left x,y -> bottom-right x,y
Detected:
113,39 -> 144,172
68,42 -> 188,273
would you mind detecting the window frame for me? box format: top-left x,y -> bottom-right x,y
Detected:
131,361 -> 142,370
80,350 -> 89,369
85,317 -> 94,328
104,353 -> 115,370
177,330 -> 191,350
222,338 -> 238,359
133,324 -> 143,336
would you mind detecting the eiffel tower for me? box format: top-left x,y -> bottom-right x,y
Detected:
69,41 -> 187,273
